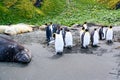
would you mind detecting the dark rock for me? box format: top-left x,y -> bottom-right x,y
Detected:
116,2 -> 120,9
34,0 -> 43,7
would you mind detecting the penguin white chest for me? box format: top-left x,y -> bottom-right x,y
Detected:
55,34 -> 64,53
93,31 -> 99,45
83,32 -> 90,47
106,29 -> 113,40
65,32 -> 73,47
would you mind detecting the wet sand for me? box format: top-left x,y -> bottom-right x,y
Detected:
0,29 -> 120,80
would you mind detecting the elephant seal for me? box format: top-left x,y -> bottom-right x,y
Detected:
0,36 -> 31,63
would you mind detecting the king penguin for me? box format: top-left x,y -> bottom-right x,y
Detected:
99,26 -> 104,40
54,33 -> 64,55
65,29 -> 73,49
91,28 -> 99,47
102,27 -> 107,40
83,22 -> 88,30
81,29 -> 90,49
106,26 -> 113,43
80,27 -> 85,43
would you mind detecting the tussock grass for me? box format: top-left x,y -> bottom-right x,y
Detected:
0,0 -> 120,26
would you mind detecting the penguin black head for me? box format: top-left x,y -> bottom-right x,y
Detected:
60,28 -> 63,30
50,22 -> 52,25
82,27 -> 85,30
85,29 -> 89,32
110,26 -> 112,29
66,29 -> 70,32
94,28 -> 97,31
45,23 -> 47,26
84,22 -> 87,24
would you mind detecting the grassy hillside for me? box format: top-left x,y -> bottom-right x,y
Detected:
0,0 -> 66,25
0,0 -> 120,26
50,0 -> 120,26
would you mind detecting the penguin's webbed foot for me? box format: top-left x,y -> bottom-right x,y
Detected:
86,46 -> 89,49
81,46 -> 88,49
107,40 -> 113,44
57,52 -> 63,56
67,46 -> 72,50
92,45 -> 99,47
109,40 -> 113,43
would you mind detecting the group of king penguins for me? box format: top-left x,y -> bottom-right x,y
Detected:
80,22 -> 113,48
46,22 -> 113,55
45,22 -> 73,55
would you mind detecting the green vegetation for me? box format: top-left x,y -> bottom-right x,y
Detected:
0,0 -> 120,26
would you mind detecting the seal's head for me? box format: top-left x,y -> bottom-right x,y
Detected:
14,49 -> 31,63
